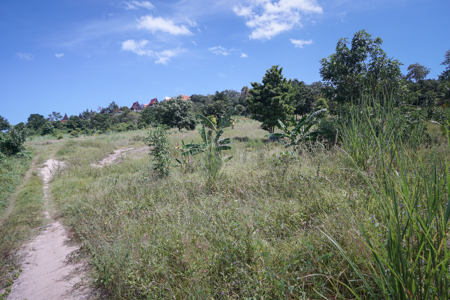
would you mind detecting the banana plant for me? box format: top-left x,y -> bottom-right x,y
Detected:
268,109 -> 327,149
178,107 -> 235,159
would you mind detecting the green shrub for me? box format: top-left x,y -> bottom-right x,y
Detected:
69,130 -> 79,138
318,118 -> 339,146
143,125 -> 171,178
40,122 -> 54,136
0,127 -> 26,156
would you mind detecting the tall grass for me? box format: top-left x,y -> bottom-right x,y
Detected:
330,90 -> 450,299
50,124 -> 374,299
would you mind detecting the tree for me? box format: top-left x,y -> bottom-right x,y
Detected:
203,101 -> 228,120
91,113 -> 112,132
291,79 -> 315,116
406,63 -> 431,82
156,97 -> 196,131
26,114 -> 47,131
41,122 -> 54,135
47,111 -> 62,122
320,30 -> 402,103
0,115 -> 10,131
139,106 -> 159,126
247,65 -> 294,133
64,115 -> 87,130
439,49 -> 450,81
102,101 -> 119,114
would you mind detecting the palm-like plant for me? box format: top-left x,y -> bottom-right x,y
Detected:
179,107 -> 235,158
178,108 -> 235,186
268,109 -> 327,151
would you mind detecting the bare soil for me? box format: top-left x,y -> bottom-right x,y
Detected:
90,147 -> 148,168
8,159 -> 90,300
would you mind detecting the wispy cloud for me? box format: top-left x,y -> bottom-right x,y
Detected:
16,53 -> 34,60
240,53 -> 248,58
290,38 -> 313,48
233,0 -> 323,40
137,15 -> 192,35
121,39 -> 185,65
55,53 -> 64,58
208,46 -> 235,56
121,1 -> 154,10
191,41 -> 198,46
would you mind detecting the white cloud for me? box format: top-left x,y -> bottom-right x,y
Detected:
191,41 -> 198,46
290,38 -> 313,48
208,46 -> 234,56
16,53 -> 34,60
55,53 -> 64,58
121,1 -> 154,10
137,15 -> 192,35
233,0 -> 323,40
121,39 -> 185,65
240,53 -> 248,58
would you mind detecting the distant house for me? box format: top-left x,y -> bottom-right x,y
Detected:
61,113 -> 68,122
131,101 -> 142,112
149,98 -> 158,108
164,95 -> 190,101
180,95 -> 190,101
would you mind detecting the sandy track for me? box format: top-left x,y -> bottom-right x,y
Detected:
90,147 -> 148,168
8,159 -> 89,300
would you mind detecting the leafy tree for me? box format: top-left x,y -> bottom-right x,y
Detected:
291,79 -> 315,116
320,30 -> 402,103
406,63 -> 431,82
102,101 -> 119,114
139,106 -> 159,126
81,109 -> 95,120
203,100 -> 228,120
0,125 -> 26,155
47,111 -> 62,122
26,114 -> 47,131
309,81 -> 324,96
156,97 -> 196,131
91,113 -> 112,132
439,49 -> 450,81
41,122 -> 54,135
247,65 -> 294,133
0,115 -> 10,131
64,115 -> 87,130
235,104 -> 245,116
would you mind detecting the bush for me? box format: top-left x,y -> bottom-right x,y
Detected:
41,122 -> 54,136
143,125 -> 171,178
69,130 -> 79,138
318,118 -> 339,146
0,127 -> 26,156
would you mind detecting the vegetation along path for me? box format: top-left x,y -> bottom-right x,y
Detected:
8,159 -> 89,300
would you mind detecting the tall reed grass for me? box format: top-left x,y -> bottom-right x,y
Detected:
329,89 -> 450,299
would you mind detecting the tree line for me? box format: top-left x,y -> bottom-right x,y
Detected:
1,30 -> 449,156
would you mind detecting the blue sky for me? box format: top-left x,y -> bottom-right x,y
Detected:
1,0 -> 449,125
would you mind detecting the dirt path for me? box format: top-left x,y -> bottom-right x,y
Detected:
90,147 -> 148,168
8,159 -> 89,300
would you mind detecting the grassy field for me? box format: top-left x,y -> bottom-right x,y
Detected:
1,112 -> 447,299
40,115 -> 449,299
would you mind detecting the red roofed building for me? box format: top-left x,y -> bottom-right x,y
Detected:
61,113 -> 68,122
180,95 -> 190,101
131,101 -> 142,112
